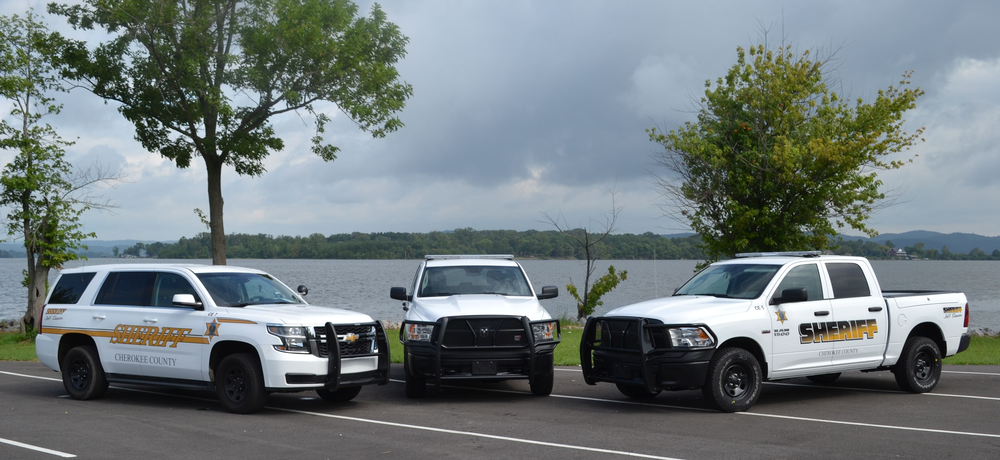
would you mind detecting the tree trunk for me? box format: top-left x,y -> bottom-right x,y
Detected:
205,157 -> 227,265
21,262 -> 49,331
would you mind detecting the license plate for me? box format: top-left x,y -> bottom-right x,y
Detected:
472,360 -> 497,375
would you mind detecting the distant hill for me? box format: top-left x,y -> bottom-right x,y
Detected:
0,239 -> 174,258
839,231 -> 1000,254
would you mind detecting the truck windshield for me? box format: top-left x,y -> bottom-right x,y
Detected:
674,264 -> 780,299
419,266 -> 532,297
196,273 -> 303,307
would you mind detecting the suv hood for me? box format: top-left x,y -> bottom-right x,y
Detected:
410,295 -> 550,322
604,295 -> 752,324
234,303 -> 375,325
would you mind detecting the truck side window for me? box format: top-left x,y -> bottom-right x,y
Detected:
96,272 -> 157,306
49,273 -> 97,304
152,273 -> 200,307
773,263 -> 823,301
827,263 -> 871,298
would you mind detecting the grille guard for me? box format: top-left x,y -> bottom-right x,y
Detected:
323,321 -> 390,391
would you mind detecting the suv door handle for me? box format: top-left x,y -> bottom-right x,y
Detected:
814,311 -> 830,316
868,306 -> 883,312
93,314 -> 106,320
143,317 -> 159,323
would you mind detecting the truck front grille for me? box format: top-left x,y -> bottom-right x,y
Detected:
597,318 -> 643,351
442,317 -> 528,348
314,324 -> 377,357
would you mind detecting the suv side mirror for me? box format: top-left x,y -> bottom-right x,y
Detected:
390,287 -> 411,302
770,288 -> 808,305
537,286 -> 558,300
297,285 -> 309,296
172,294 -> 203,309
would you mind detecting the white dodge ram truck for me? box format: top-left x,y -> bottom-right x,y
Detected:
581,252 -> 971,412
36,264 -> 389,413
390,255 -> 560,398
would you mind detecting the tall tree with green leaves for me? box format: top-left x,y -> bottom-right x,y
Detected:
50,0 -> 413,264
0,11 -> 116,332
649,40 -> 924,265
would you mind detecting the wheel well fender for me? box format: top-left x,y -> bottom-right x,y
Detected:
906,322 -> 945,354
58,333 -> 98,366
717,337 -> 768,377
209,340 -> 261,381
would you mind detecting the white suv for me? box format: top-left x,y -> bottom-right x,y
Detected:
390,255 -> 560,397
36,264 -> 389,413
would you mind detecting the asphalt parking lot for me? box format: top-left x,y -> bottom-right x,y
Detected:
1,361 -> 998,459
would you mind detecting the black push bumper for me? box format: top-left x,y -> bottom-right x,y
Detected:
401,316 -> 560,388
321,321 -> 390,390
581,316 -> 715,393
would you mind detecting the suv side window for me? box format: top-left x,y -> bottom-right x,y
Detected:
152,273 -> 200,307
827,263 -> 871,298
773,263 -> 824,301
49,273 -> 97,304
96,272 -> 156,306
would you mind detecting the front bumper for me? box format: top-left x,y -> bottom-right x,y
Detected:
581,316 -> 715,393
400,316 -> 560,387
266,321 -> 390,392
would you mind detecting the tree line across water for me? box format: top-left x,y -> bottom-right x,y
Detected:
42,229 -> 1000,261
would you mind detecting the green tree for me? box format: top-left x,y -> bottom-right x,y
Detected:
649,40 -> 924,264
51,0 -> 413,265
0,11 -> 118,331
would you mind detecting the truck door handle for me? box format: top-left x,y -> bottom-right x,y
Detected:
814,311 -> 830,316
143,317 -> 159,323
869,306 -> 883,312
93,315 -> 106,320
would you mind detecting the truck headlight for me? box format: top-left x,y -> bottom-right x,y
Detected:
267,325 -> 310,353
405,323 -> 434,342
532,321 -> 557,342
668,327 -> 714,348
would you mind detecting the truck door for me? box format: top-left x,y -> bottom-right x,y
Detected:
92,271 -> 155,377
138,272 -> 209,381
768,262 -> 834,376
824,262 -> 888,368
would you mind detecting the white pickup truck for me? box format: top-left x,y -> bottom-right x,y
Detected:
581,252 -> 971,412
390,255 -> 560,398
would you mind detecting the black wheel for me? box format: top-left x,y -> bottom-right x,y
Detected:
403,353 -> 426,399
702,347 -> 763,412
616,383 -> 661,400
893,336 -> 942,393
806,373 -> 841,384
530,372 -> 554,396
317,386 -> 362,402
61,346 -> 108,400
216,353 -> 268,414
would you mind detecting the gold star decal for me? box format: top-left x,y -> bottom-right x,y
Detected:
205,319 -> 221,339
775,309 -> 788,324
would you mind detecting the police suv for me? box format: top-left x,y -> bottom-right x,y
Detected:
581,252 -> 971,412
390,255 -> 560,397
36,264 -> 389,414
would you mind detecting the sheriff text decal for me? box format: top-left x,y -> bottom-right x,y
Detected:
799,319 -> 878,344
109,324 -> 194,348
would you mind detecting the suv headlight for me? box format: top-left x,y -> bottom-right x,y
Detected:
405,323 -> 434,342
668,327 -> 714,348
267,325 -> 310,353
532,321 -> 558,342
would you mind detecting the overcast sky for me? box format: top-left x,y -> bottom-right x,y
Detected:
2,0 -> 999,242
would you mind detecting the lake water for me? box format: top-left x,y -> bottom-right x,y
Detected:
2,258 -> 998,329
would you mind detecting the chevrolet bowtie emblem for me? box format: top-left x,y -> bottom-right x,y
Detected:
344,333 -> 359,343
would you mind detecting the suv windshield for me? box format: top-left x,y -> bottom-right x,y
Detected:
674,264 -> 780,299
196,273 -> 303,307
419,266 -> 531,297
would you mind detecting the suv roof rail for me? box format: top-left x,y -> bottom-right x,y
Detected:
735,251 -> 822,258
424,254 -> 514,260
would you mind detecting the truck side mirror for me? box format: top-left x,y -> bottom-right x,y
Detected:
172,294 -> 203,309
390,287 -> 411,302
537,286 -> 558,300
297,285 -> 309,296
770,288 -> 808,305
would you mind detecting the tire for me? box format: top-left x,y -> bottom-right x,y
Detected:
616,383 -> 660,400
61,346 -> 109,400
893,336 -> 942,393
530,372 -> 554,396
806,373 -> 841,384
403,354 -> 426,399
216,353 -> 268,414
317,386 -> 362,403
701,347 -> 763,412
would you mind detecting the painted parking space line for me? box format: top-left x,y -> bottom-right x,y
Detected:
943,370 -> 1000,376
0,437 -> 76,458
765,381 -> 1000,401
736,412 -> 1000,438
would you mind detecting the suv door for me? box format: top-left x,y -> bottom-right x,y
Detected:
92,271 -> 156,377
768,262 -> 834,376
824,262 -> 888,368
138,271 -> 209,381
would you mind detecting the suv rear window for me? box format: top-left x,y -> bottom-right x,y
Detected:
49,273 -> 97,304
96,272 -> 156,306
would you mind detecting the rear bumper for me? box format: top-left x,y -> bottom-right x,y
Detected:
956,333 -> 972,354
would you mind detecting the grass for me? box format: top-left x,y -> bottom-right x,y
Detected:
4,330 -> 995,366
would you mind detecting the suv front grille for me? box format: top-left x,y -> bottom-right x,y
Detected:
442,317 -> 528,348
314,324 -> 377,357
